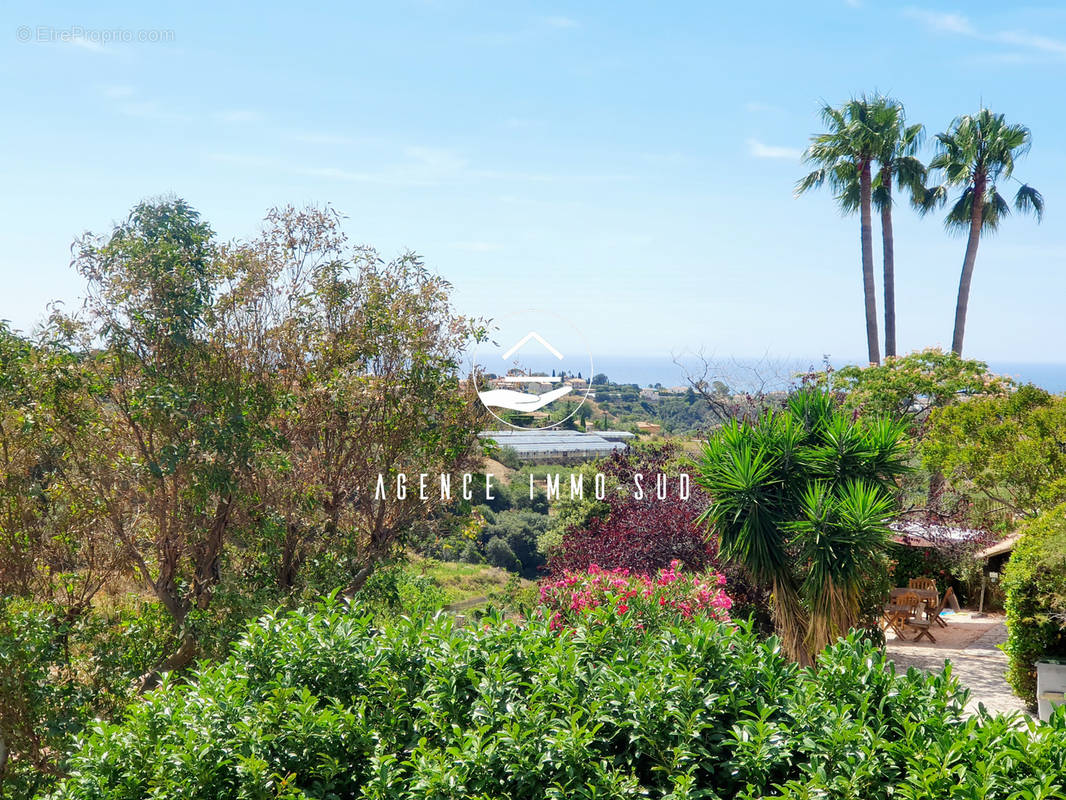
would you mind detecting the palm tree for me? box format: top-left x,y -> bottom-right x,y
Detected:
920,109 -> 1043,356
873,107 -> 926,358
825,111 -> 927,360
797,96 -> 896,365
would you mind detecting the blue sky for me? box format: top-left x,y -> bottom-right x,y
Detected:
2,1 -> 1065,364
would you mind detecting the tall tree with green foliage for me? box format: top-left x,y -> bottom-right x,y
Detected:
696,390 -> 909,664
829,348 -> 1014,427
797,96 -> 900,365
827,349 -> 1016,519
923,384 -> 1066,522
72,198 -> 279,678
920,109 -> 1044,356
220,205 -> 489,594
0,322 -> 120,614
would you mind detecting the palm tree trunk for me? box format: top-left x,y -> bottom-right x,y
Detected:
859,160 -> 881,365
880,172 -> 896,358
952,178 -> 986,356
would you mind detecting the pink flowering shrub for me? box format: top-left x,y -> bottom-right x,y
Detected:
539,560 -> 732,631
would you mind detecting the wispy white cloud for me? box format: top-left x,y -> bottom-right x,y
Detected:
99,85 -> 135,99
747,139 -> 801,160
503,117 -> 543,129
904,8 -> 1066,58
637,152 -> 689,166
209,147 -> 631,188
998,30 -> 1066,56
844,0 -> 862,7
93,85 -> 189,121
68,35 -> 109,53
405,145 -> 469,173
904,9 -> 975,35
116,100 -> 188,122
297,165 -> 390,183
466,15 -> 580,47
543,16 -> 579,29
287,132 -> 357,145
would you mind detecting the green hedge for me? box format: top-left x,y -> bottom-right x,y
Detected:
1003,503 -> 1066,708
48,598 -> 1066,800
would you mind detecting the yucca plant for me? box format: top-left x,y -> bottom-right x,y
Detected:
791,480 -> 895,655
696,389 -> 908,664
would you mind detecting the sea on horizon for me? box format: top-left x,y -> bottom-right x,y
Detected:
474,353 -> 1066,395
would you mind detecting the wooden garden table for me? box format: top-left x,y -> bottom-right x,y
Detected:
885,587 -> 945,637
889,586 -> 938,609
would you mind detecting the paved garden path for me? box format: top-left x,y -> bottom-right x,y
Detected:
886,618 -> 1032,718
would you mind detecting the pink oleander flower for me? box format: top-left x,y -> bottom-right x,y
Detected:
538,562 -> 733,633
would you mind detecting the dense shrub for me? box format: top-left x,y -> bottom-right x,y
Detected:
458,541 -> 482,564
494,445 -> 522,470
354,564 -> 449,620
48,597 -> 1066,800
484,536 -> 519,571
0,597 -> 175,798
546,446 -> 772,632
480,509 -> 548,577
1003,503 -> 1066,708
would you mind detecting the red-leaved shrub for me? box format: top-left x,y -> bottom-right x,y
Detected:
547,446 -> 715,576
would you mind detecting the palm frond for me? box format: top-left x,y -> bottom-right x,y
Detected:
1014,184 -> 1044,222
983,189 -> 1011,232
929,109 -> 1037,237
944,187 -> 975,233
915,184 -> 947,216
795,169 -> 827,196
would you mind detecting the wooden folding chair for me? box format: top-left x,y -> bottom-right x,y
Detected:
883,605 -> 909,638
900,591 -> 936,643
925,586 -> 955,628
909,577 -> 937,592
882,591 -> 915,639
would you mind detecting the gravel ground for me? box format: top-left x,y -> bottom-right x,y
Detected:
885,614 -> 1032,718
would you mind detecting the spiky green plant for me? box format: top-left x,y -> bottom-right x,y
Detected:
791,480 -> 895,655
